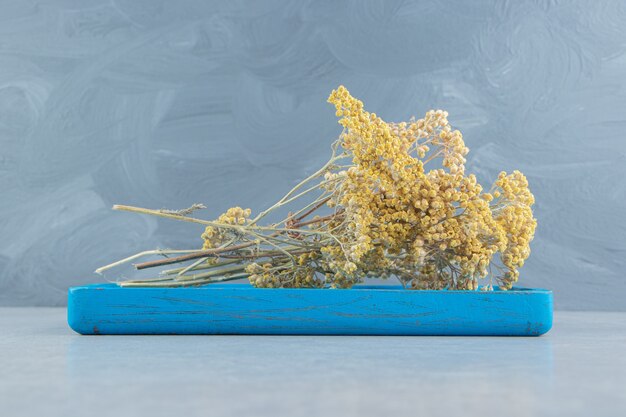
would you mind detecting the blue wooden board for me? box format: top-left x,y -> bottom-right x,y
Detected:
67,284 -> 552,336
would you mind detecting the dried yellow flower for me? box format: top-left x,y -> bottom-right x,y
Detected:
108,86 -> 536,292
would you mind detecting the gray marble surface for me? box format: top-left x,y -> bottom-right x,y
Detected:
1,309 -> 625,417
2,1 -> 626,310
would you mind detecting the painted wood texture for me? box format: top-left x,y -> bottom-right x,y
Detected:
68,284 -> 552,336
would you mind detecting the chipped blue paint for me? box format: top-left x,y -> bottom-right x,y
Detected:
68,284 -> 552,336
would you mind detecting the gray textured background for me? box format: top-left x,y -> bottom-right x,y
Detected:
1,0 -> 624,309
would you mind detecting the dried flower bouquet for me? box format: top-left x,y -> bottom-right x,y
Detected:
97,86 -> 536,291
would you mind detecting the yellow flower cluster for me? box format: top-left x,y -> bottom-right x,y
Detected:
201,206 -> 251,249
199,86 -> 535,291
492,171 -> 537,289
110,89 -> 535,291
316,85 -> 536,290
245,256 -> 325,288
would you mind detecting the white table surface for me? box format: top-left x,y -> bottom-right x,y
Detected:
1,308 -> 625,417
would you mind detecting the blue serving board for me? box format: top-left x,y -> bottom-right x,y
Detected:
67,284 -> 552,336
68,283 -> 553,336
